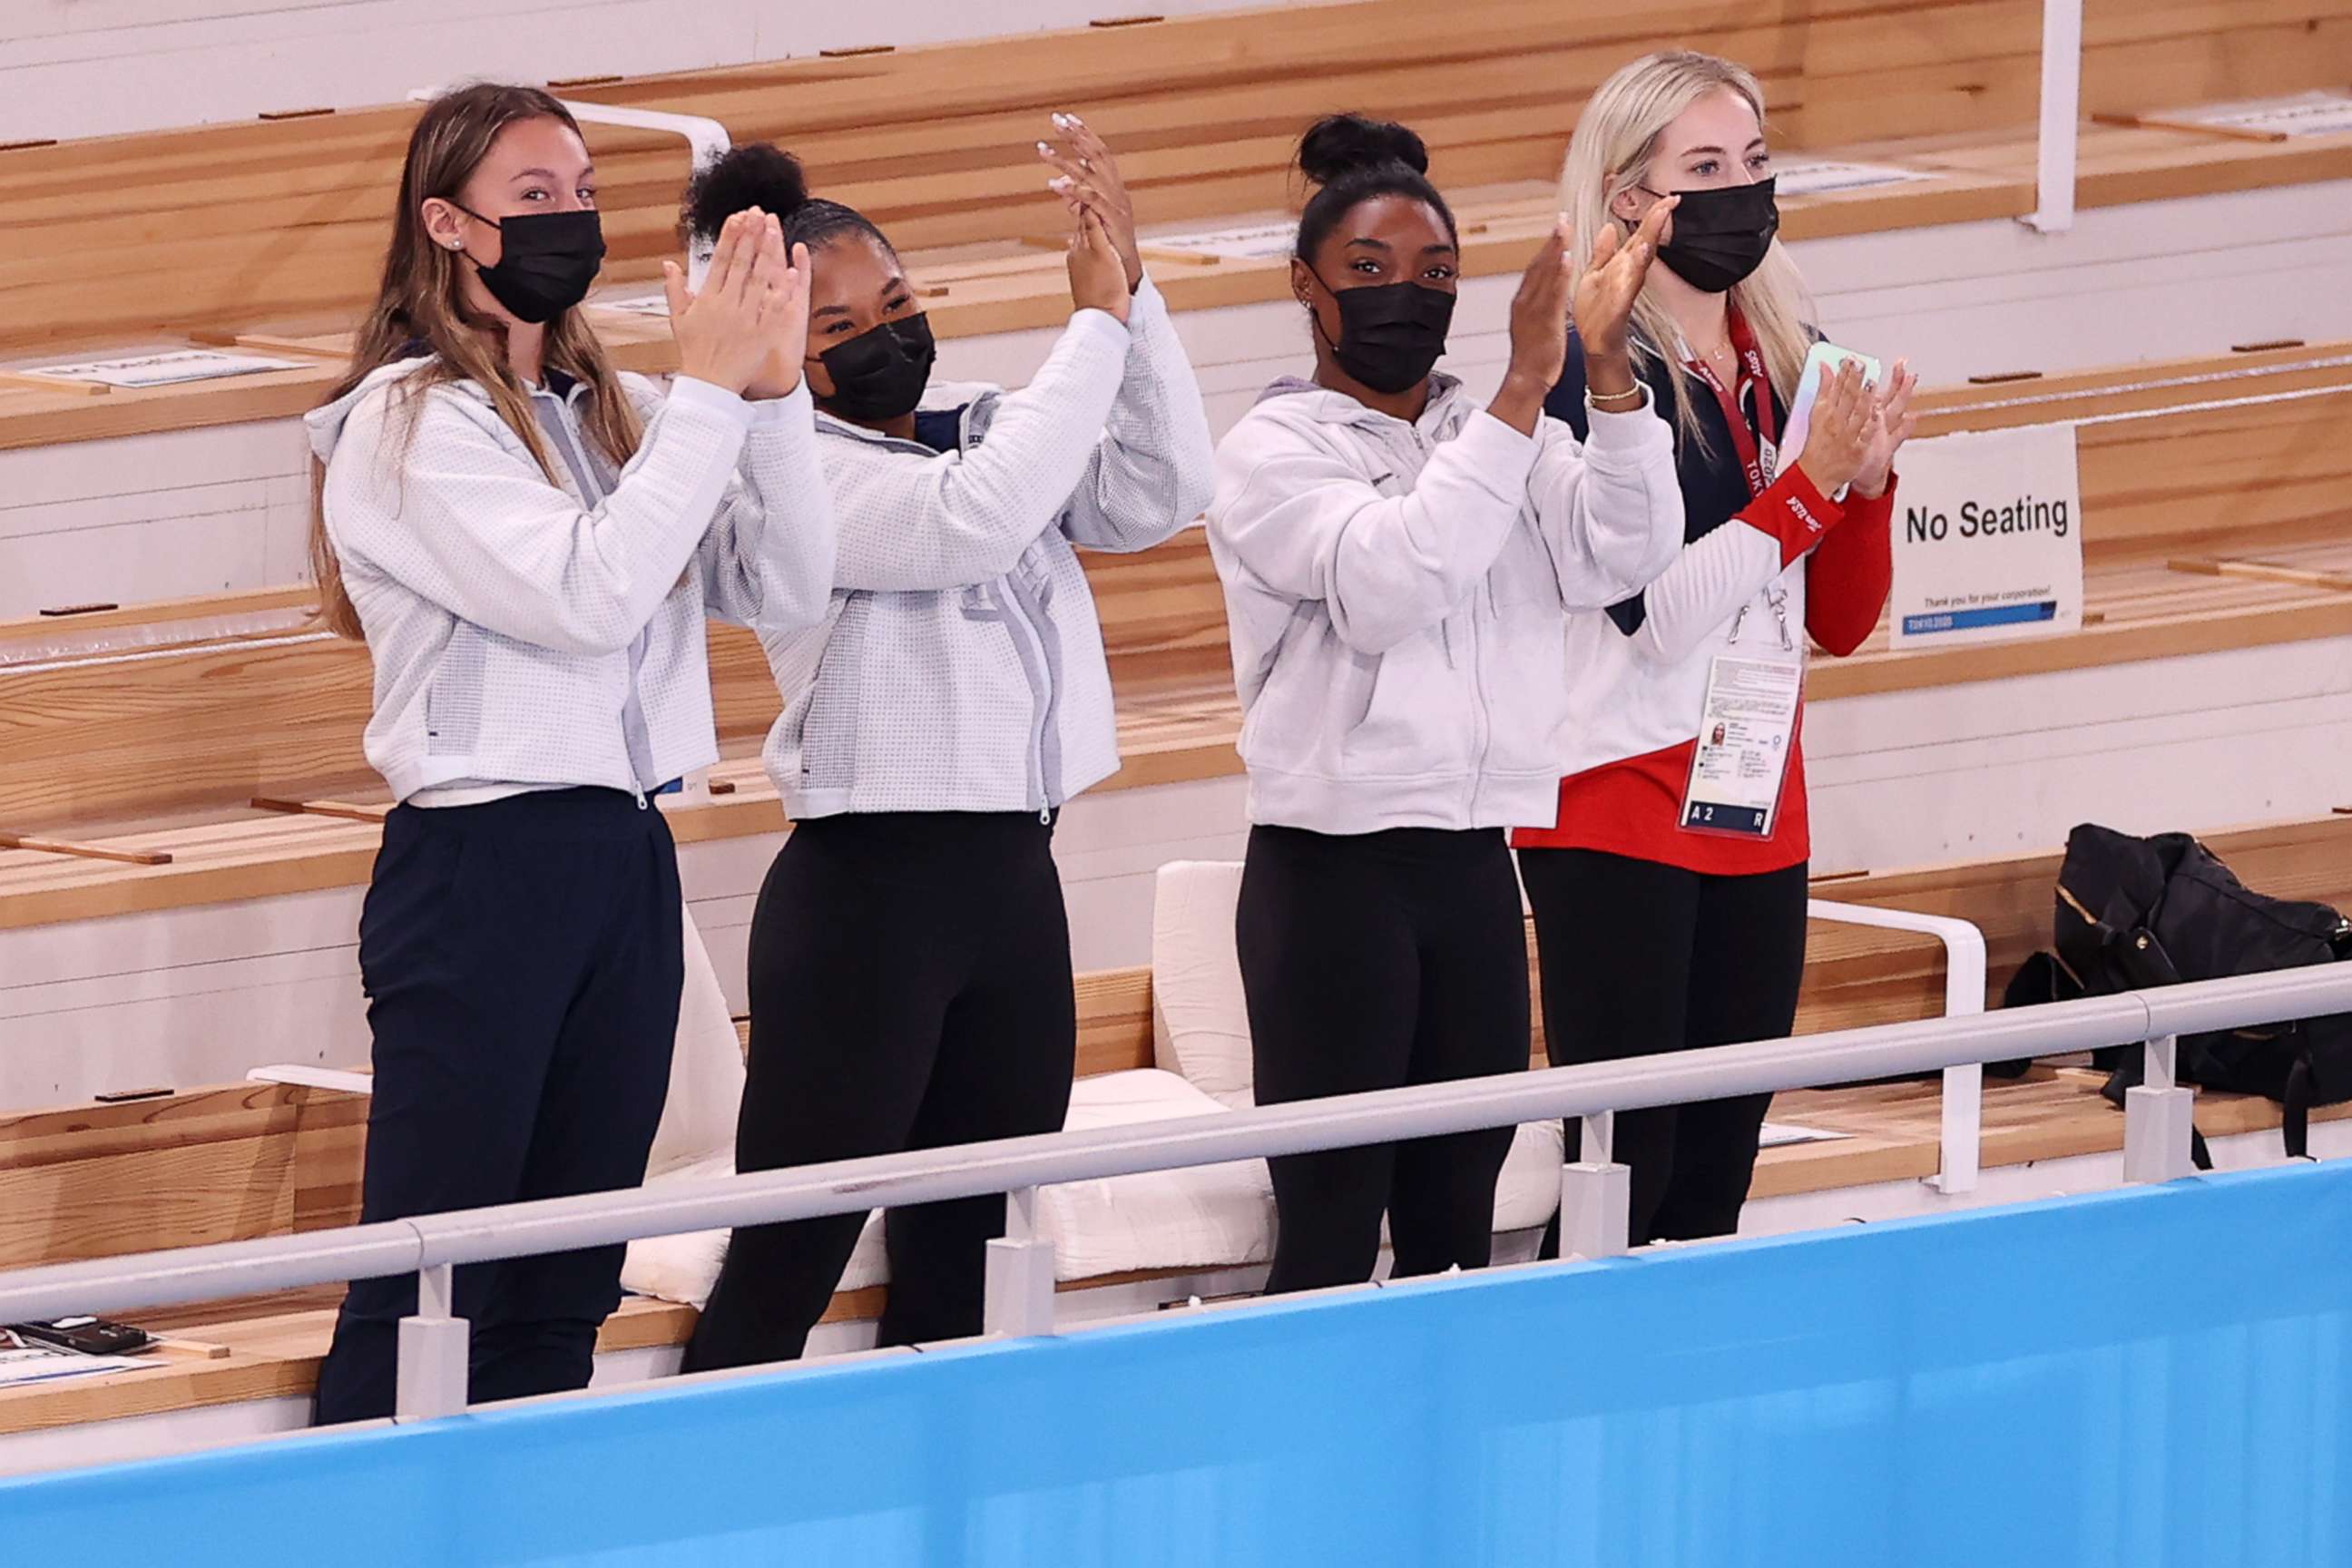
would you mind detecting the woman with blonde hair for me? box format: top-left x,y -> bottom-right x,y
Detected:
304,83 -> 834,1422
1516,51 -> 1919,1248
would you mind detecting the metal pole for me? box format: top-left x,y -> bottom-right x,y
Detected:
2024,0 -> 2083,233
394,1261 -> 469,1422
983,1187 -> 1057,1338
1560,1111 -> 1632,1259
6,968 -> 2351,1330
2122,1034 -> 2197,1184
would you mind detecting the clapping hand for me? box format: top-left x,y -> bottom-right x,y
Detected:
1038,113 -> 1142,293
1572,197 -> 1676,358
1852,359 -> 1918,499
664,210 -> 800,397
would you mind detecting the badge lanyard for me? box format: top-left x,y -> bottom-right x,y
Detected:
1679,308 -> 1799,840
1683,308 -> 1779,500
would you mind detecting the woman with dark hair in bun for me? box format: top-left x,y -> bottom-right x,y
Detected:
1206,113 -> 1684,1292
675,119 -> 1217,1370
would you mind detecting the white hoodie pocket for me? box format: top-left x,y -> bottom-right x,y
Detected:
1340,634 -> 1470,780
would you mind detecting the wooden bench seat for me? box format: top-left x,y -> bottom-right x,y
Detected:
5,0 -> 2348,451
4,343 -> 2341,926
5,809 -> 2347,1439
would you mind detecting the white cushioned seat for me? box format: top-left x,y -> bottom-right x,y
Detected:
621,1069 -> 1257,1308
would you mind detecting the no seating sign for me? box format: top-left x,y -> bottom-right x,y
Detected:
1887,422 -> 2085,649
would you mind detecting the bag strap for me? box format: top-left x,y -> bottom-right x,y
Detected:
2283,1055 -> 2315,1160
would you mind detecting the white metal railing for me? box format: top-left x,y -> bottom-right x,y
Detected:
2027,0 -> 2085,233
3,965 -> 2347,1426
1809,899 -> 1989,1192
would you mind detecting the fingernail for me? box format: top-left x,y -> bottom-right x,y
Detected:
1038,142 -> 1054,153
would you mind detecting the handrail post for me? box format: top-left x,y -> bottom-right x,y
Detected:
2024,0 -> 2083,233
1560,1111 -> 1632,1259
394,1262 -> 469,1422
983,1187 -> 1057,1338
1807,900 -> 1987,1195
2122,1034 -> 2196,1184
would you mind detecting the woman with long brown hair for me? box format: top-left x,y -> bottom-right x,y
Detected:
304,83 -> 833,1423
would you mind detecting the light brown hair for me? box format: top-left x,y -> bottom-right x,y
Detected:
310,83 -> 642,639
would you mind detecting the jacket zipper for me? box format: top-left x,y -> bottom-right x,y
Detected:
540,387 -> 658,807
829,404 -> 1055,819
997,582 -> 1055,818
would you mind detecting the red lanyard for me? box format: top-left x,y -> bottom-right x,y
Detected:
1683,309 -> 1778,501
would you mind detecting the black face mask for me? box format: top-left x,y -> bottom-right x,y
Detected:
818,314 -> 938,424
1313,276 -> 1456,395
456,206 -> 605,324
1642,176 -> 1779,294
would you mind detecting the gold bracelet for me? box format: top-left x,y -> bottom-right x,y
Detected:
1585,385 -> 1645,409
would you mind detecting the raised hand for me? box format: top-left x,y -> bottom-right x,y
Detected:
1573,195 -> 1674,358
1066,207 -> 1132,325
1852,358 -> 1918,499
1502,220 -> 1577,396
1038,113 -> 1142,292
742,234 -> 811,400
664,209 -> 786,397
1795,360 -> 1872,497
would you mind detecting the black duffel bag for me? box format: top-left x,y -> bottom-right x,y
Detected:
2034,824 -> 2352,1157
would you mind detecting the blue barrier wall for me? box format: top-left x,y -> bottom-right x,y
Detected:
6,1159 -> 2350,1565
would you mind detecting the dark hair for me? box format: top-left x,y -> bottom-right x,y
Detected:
1294,113 -> 1456,263
680,142 -> 892,256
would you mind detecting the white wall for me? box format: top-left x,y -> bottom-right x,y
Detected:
0,0 -> 1328,145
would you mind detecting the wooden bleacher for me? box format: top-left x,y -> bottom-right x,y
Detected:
4,809 -> 2349,1440
1,340 -> 2343,933
3,0 -> 2349,453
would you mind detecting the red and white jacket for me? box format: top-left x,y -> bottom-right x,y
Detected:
1514,320 -> 1895,874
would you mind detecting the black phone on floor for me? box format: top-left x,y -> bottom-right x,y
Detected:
7,1317 -> 153,1356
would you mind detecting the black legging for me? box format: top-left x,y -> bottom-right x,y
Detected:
682,812 -> 1076,1371
1519,847 -> 1808,1248
1236,824 -> 1528,1293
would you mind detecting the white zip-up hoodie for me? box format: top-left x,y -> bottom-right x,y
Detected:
1207,374 -> 1683,834
309,358 -> 834,805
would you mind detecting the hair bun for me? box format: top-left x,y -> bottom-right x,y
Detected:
1297,113 -> 1430,186
681,142 -> 812,241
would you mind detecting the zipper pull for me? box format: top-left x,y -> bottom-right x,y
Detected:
635,788 -> 649,811
1039,807 -> 1053,828
1770,592 -> 1795,652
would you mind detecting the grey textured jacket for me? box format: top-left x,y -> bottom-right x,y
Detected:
309,361 -> 833,804
759,275 -> 1216,818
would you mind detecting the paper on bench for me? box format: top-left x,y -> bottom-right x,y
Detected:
1775,161 -> 1936,197
0,1347 -> 158,1387
1759,1122 -> 1851,1149
1141,220 -> 1299,261
20,350 -> 311,389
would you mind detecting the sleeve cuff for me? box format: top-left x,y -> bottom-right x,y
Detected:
1068,307 -> 1134,348
1741,463 -> 1846,567
1464,407 -> 1542,462
1580,388 -> 1673,457
740,378 -> 814,432
1130,273 -> 1169,322
666,375 -> 756,430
